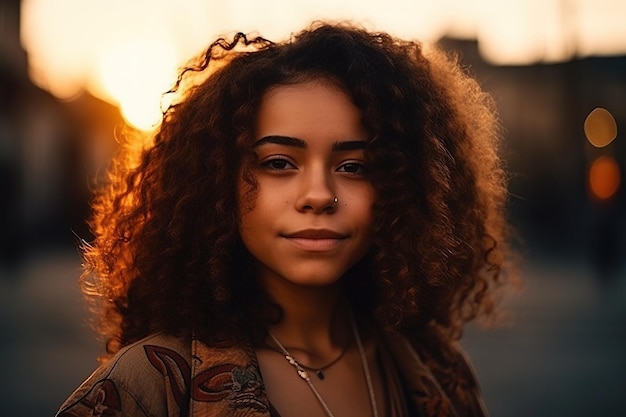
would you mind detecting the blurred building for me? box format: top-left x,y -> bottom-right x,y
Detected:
1,0 -> 121,267
440,37 -> 626,278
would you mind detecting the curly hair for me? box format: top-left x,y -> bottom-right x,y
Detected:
82,21 -> 514,359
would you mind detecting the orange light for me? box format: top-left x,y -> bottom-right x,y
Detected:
588,156 -> 621,201
584,108 -> 618,148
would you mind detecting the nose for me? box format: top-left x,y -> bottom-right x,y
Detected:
295,166 -> 337,214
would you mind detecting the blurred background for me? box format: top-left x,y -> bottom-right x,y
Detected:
1,0 -> 624,416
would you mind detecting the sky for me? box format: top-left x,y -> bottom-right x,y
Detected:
20,0 -> 626,129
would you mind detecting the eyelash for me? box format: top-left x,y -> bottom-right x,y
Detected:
337,161 -> 366,175
261,157 -> 296,171
260,157 -> 366,176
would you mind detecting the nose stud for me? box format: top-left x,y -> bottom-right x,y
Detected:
331,196 -> 338,206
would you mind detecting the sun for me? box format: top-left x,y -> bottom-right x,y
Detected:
90,38 -> 179,131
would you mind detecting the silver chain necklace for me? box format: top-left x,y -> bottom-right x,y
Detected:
268,312 -> 379,417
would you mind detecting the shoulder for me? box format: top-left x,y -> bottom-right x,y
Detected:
382,332 -> 489,417
56,333 -> 192,417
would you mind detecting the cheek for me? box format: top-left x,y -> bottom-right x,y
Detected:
237,188 -> 273,245
343,187 -> 376,252
356,186 -> 376,227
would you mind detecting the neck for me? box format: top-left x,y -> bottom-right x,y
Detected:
263,278 -> 351,355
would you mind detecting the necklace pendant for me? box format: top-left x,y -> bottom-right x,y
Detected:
316,370 -> 325,380
297,368 -> 309,380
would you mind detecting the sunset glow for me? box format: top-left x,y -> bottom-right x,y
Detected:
92,39 -> 179,130
20,0 -> 626,129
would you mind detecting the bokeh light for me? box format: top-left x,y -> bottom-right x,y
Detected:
584,107 -> 618,148
588,156 -> 621,201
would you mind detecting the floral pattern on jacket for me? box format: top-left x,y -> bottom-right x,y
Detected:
56,332 -> 488,417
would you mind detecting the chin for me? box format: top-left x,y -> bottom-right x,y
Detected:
273,266 -> 348,289
285,274 -> 344,288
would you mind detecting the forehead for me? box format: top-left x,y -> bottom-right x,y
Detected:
254,80 -> 366,144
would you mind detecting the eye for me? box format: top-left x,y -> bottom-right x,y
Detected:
337,161 -> 366,175
261,157 -> 296,171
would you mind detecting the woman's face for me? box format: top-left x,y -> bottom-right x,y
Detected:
238,80 -> 375,290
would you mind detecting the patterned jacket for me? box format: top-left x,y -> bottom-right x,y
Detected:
56,332 -> 488,417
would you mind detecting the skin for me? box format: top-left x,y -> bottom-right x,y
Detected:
239,80 -> 384,417
239,80 -> 375,292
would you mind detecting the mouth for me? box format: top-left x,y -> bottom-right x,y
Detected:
284,229 -> 348,239
281,229 -> 348,251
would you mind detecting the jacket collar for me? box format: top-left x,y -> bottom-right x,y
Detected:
189,338 -> 271,417
186,332 -> 477,417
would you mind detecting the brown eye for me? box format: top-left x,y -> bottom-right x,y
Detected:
262,158 -> 295,171
337,162 -> 365,175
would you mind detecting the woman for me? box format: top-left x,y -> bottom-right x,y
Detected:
57,22 -> 513,417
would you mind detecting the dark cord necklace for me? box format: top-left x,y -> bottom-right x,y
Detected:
268,339 -> 349,380
268,312 -> 379,417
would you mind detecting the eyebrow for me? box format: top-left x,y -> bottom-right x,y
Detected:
332,140 -> 366,151
253,135 -> 307,149
253,135 -> 367,151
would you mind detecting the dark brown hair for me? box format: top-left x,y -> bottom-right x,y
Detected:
82,22 -> 514,358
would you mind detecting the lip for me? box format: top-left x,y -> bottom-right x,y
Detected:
284,229 -> 348,239
282,229 -> 348,251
